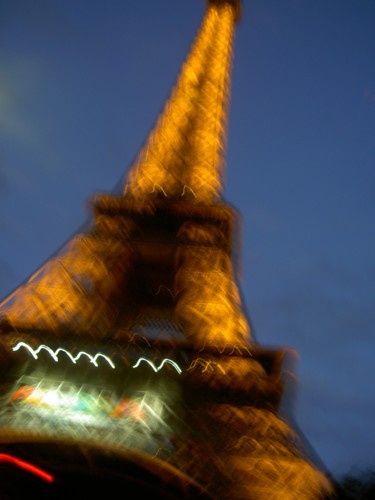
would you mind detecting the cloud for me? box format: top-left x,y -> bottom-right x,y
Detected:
364,88 -> 375,104
0,58 -> 39,140
0,58 -> 42,191
0,0 -> 72,191
0,163 -> 8,191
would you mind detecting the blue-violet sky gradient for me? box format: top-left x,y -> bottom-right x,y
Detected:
0,0 -> 374,480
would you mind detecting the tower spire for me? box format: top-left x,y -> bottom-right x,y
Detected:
125,1 -> 237,201
207,0 -> 242,22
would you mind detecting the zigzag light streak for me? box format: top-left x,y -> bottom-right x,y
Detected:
187,358 -> 226,374
12,342 -> 115,369
12,342 -> 183,374
132,357 -> 182,374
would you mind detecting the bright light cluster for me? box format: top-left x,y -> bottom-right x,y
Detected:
10,381 -> 145,423
3,375 -> 178,454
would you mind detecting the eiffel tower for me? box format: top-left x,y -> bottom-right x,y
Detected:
0,1 -> 334,498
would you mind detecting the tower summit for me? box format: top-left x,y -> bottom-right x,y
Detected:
124,0 -> 238,202
0,1 -> 334,498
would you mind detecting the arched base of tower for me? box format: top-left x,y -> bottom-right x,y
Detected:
0,432 -> 213,499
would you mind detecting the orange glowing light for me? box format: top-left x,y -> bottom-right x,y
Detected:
110,398 -> 145,421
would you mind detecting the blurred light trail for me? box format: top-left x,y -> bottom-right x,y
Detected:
0,453 -> 54,483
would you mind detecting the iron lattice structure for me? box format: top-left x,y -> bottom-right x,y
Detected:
0,1 -> 334,498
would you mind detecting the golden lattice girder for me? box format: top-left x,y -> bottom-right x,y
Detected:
0,235 -> 132,335
175,246 -> 250,346
125,3 -> 235,201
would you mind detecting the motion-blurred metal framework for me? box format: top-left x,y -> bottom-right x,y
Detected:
0,1 -> 333,498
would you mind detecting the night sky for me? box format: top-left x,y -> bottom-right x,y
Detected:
1,0 -> 374,480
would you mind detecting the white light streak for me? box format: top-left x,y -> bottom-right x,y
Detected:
132,357 -> 182,374
12,342 -> 115,369
12,342 -> 183,376
149,183 -> 168,197
199,342 -> 253,356
187,358 -> 226,374
181,185 -> 197,198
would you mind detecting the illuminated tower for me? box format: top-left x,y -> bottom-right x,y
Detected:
0,1 -> 333,498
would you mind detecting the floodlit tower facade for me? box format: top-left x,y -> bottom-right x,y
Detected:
0,1 -> 333,498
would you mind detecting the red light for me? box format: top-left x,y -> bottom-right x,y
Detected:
0,453 -> 54,483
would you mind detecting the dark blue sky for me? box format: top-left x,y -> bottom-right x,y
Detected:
1,0 -> 374,479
